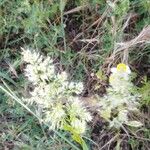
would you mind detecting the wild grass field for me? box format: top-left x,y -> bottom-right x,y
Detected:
0,0 -> 150,150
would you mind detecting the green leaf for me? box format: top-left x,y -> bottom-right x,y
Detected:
0,72 -> 17,86
72,133 -> 83,145
72,134 -> 89,150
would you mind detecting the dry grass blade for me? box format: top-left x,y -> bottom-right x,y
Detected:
103,26 -> 150,73
79,38 -> 100,44
69,6 -> 109,47
6,61 -> 18,78
114,25 -> 150,53
64,5 -> 88,15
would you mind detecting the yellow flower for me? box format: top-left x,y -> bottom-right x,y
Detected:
117,63 -> 127,72
111,63 -> 131,75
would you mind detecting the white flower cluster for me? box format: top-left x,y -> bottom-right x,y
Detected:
22,48 -> 91,134
22,48 -> 142,135
67,98 -> 92,134
98,63 -> 142,128
45,98 -> 92,134
22,48 -> 55,84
